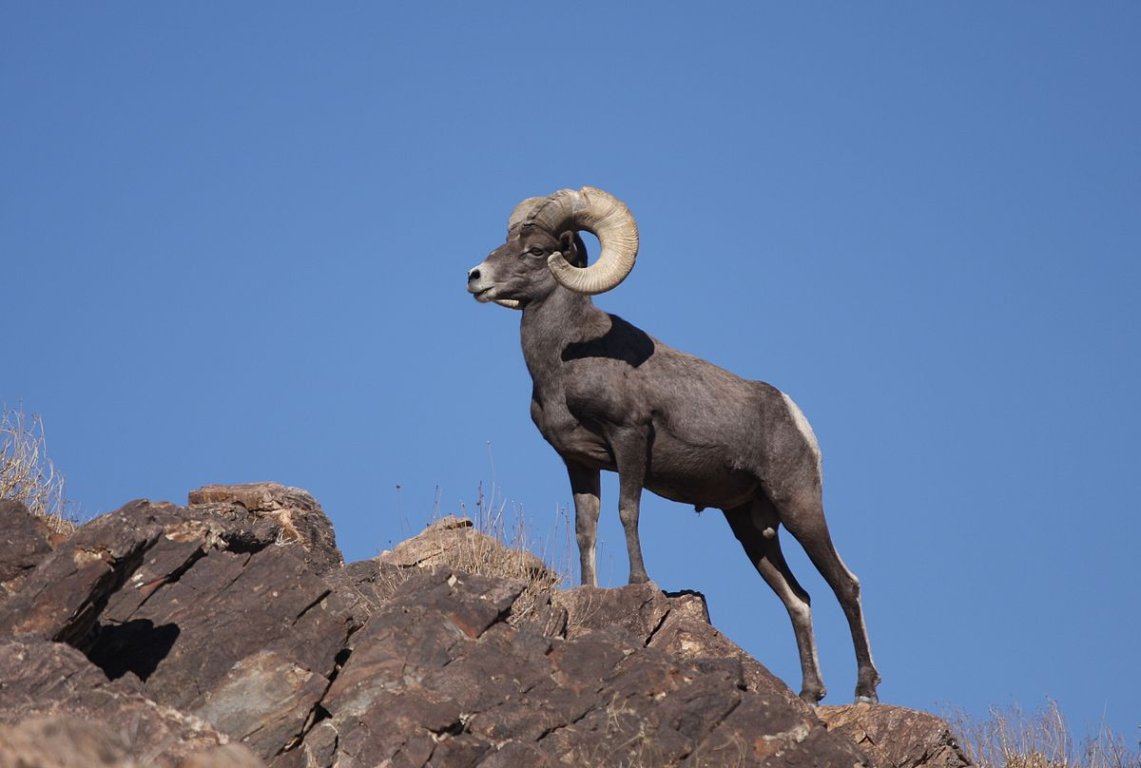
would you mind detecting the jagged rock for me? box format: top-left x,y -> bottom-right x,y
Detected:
0,639 -> 265,767
555,582 -> 813,714
0,500 -> 55,598
192,649 -> 331,759
556,581 -> 673,641
301,564 -> 869,768
90,505 -> 361,761
188,482 -> 343,575
0,496 -> 360,764
818,703 -> 971,768
341,557 -> 416,609
0,489 -> 970,768
0,500 -> 167,645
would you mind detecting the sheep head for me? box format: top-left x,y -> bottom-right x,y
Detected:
467,186 -> 639,309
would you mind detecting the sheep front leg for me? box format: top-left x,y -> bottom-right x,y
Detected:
619,475 -> 649,584
567,462 -> 601,587
610,426 -> 652,585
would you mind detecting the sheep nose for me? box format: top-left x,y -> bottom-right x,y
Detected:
467,267 -> 481,281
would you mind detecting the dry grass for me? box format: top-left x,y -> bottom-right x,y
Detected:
951,700 -> 1139,768
448,479 -> 571,620
1,405 -> 75,535
378,472 -> 574,624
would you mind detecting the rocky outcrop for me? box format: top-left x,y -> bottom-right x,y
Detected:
0,500 -> 55,599
0,639 -> 264,768
0,483 -> 970,767
818,704 -> 971,768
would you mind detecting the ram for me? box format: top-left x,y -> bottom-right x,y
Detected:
466,186 -> 879,704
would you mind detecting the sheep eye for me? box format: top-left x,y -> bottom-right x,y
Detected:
527,247 -> 545,258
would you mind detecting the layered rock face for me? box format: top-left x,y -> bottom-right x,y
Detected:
0,485 -> 969,767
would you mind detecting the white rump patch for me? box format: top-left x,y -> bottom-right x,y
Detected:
781,392 -> 822,476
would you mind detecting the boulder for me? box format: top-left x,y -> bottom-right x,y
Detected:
187,482 -> 343,575
818,703 -> 972,768
0,492 -> 360,764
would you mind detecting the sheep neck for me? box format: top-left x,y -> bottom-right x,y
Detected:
519,288 -> 609,389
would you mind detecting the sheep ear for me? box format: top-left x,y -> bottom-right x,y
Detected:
559,231 -> 585,267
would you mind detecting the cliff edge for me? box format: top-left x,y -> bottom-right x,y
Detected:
0,485 -> 969,768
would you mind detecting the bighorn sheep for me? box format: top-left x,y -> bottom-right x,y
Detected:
466,186 -> 880,704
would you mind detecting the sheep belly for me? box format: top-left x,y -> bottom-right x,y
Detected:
643,430 -> 760,510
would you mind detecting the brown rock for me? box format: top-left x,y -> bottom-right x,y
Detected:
0,500 -> 167,645
188,482 -> 343,574
0,718 -> 267,768
818,703 -> 971,768
92,531 -> 360,711
84,505 -> 363,762
378,515 -> 552,580
192,650 -> 330,759
0,485 -> 968,768
555,581 -> 812,715
0,494 -> 361,765
0,500 -> 54,598
177,744 -> 268,768
0,639 -> 262,767
0,716 -> 136,768
310,564 -> 868,768
556,581 -> 672,641
651,590 -> 813,715
378,514 -> 476,567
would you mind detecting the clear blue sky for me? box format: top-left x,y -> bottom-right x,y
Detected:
4,3 -> 1138,743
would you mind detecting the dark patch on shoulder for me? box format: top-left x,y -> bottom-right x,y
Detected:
561,314 -> 655,368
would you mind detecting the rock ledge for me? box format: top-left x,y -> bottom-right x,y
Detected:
0,486 -> 970,768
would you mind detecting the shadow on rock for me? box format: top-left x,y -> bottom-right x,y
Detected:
86,618 -> 181,681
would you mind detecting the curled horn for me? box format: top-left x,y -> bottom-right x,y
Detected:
527,187 -> 639,295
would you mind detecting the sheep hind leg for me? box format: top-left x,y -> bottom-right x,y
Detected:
777,495 -> 881,703
723,498 -> 826,704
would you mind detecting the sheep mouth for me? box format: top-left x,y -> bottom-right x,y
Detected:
471,286 -> 496,303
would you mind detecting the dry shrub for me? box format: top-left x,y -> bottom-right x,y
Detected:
448,481 -> 570,620
1,405 -> 75,535
378,481 -> 572,620
951,700 -> 1139,768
